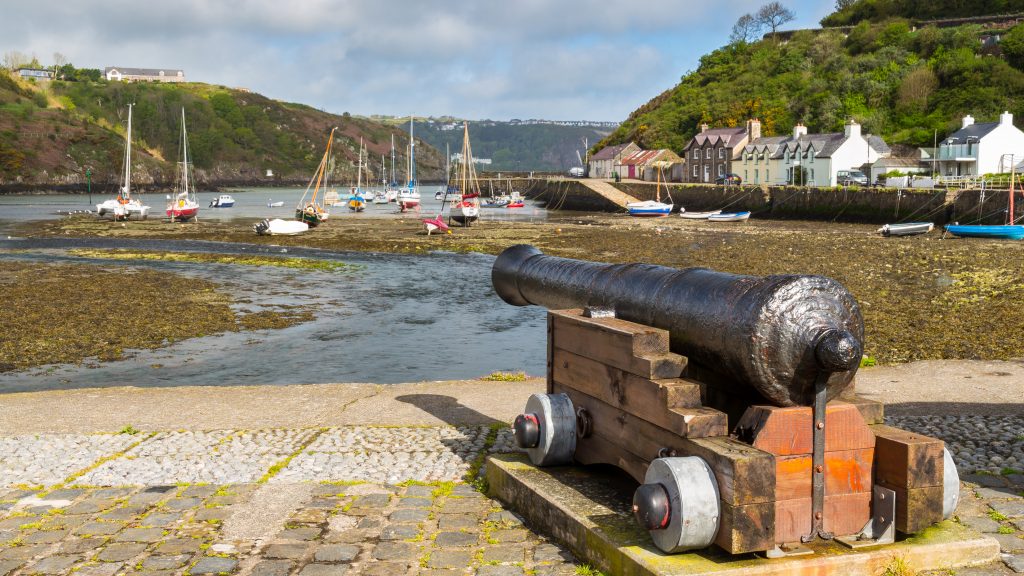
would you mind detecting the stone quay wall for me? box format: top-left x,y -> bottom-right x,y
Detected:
527,180 -> 1020,225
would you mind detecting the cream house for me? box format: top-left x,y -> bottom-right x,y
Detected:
934,112 -> 1024,177
104,67 -> 186,83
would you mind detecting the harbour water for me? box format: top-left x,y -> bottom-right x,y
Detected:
0,186 -> 549,235
0,238 -> 548,392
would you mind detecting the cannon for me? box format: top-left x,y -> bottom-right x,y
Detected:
494,245 -> 959,556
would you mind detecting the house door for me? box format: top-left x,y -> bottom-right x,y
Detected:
703,165 -> 709,182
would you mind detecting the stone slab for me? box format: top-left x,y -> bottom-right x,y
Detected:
486,453 -> 1002,576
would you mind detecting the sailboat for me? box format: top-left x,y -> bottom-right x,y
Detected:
398,117 -> 421,211
373,155 -> 389,204
946,168 -> 1024,239
348,139 -> 367,212
166,108 -> 199,222
450,122 -> 481,226
295,127 -> 336,227
626,164 -> 673,217
385,134 -> 399,203
96,103 -> 150,220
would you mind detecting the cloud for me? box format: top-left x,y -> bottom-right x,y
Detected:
2,0 -> 833,121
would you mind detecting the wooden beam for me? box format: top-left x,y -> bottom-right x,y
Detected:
774,492 -> 872,544
549,310 -> 686,378
871,425 -> 945,489
736,403 -> 876,456
775,448 -> 874,501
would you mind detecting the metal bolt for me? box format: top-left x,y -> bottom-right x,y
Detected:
815,465 -> 823,473
816,421 -> 824,429
815,512 -> 822,520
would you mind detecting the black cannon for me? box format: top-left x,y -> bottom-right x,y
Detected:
491,245 -> 957,556
493,244 -> 863,407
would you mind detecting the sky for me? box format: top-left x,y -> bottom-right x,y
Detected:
2,0 -> 834,122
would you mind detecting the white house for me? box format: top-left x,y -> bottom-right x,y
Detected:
104,67 -> 185,83
934,112 -> 1024,176
737,120 -> 890,186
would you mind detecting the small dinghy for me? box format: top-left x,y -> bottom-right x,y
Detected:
878,222 -> 933,237
707,211 -> 750,222
422,215 -> 450,235
254,218 -> 309,236
945,224 -> 1024,240
679,209 -> 722,220
267,199 -> 284,207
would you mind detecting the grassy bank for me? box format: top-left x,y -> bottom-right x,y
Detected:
17,213 -> 1024,365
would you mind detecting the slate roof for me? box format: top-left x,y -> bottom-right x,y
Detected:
944,122 -> 1000,143
766,131 -> 890,159
683,127 -> 747,150
591,143 -> 635,161
104,67 -> 184,77
742,136 -> 788,154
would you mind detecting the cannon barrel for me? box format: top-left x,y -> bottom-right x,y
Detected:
492,245 -> 863,407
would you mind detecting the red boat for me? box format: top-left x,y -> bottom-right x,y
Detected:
423,215 -> 450,235
506,200 -> 524,208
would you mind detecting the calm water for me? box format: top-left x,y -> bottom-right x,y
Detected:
0,186 -> 549,234
0,238 -> 548,393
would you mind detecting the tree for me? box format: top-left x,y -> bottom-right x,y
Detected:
835,0 -> 857,10
1003,23 -> 1024,72
757,2 -> 796,38
730,13 -> 762,44
1,50 -> 30,70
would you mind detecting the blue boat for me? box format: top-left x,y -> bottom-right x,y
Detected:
945,224 -> 1024,240
626,200 -> 673,217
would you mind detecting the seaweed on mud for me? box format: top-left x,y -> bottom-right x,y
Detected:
19,212 -> 1024,365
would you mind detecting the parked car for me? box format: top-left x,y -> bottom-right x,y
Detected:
568,167 -> 585,177
837,170 -> 868,186
715,173 -> 742,185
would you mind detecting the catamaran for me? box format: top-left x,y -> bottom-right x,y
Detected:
96,103 -> 150,220
166,108 -> 199,222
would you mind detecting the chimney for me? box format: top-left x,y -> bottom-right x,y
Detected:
793,123 -> 807,139
747,118 -> 761,142
844,119 -> 861,139
700,123 -> 709,134
1000,111 -> 1014,126
962,115 -> 975,129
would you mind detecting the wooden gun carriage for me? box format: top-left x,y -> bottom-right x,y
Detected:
493,245 -> 959,556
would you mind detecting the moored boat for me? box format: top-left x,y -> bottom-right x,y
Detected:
399,117 -> 421,212
267,199 -> 284,207
295,127 -> 336,227
450,123 -> 481,226
627,164 -> 672,217
254,218 -> 309,236
707,211 -> 751,222
422,215 -> 450,235
97,103 -> 150,221
679,209 -> 722,220
209,194 -> 235,208
945,224 -> 1024,240
878,222 -> 933,237
166,108 -> 200,222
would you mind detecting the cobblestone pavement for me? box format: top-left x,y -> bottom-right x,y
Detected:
1,422 -> 1022,575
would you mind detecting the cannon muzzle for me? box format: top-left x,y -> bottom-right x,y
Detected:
492,245 -> 863,407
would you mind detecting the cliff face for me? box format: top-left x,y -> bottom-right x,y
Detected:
0,72 -> 444,190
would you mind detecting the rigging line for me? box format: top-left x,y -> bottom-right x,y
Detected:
896,190 -> 946,223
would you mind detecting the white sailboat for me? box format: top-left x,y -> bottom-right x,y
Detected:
96,103 -> 150,220
398,117 -> 421,211
385,134 -> 399,203
450,122 -> 481,226
373,154 -> 388,204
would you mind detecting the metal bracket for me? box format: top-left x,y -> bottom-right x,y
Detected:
801,371 -> 834,543
583,307 -> 615,319
836,485 -> 896,549
763,543 -> 814,559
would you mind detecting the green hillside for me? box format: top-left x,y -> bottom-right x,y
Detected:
597,5 -> 1024,155
0,71 -> 444,188
378,118 -> 611,173
822,0 -> 1024,26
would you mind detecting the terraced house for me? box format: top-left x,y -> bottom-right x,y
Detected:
738,120 -> 890,187
682,119 -> 760,183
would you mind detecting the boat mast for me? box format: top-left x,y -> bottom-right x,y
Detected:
1010,161 -> 1017,224
123,103 -> 133,200
390,134 -> 396,187
357,138 -> 364,190
409,116 -> 416,189
180,107 -> 190,200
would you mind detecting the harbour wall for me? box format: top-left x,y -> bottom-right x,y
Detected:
527,180 -> 1019,225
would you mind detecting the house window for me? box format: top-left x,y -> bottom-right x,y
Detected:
809,149 -> 815,161
693,165 -> 698,177
766,169 -> 770,182
810,169 -> 815,182
754,169 -> 759,183
718,148 -> 724,159
705,149 -> 711,159
718,164 -> 724,177
693,149 -> 699,160
745,170 -> 748,181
